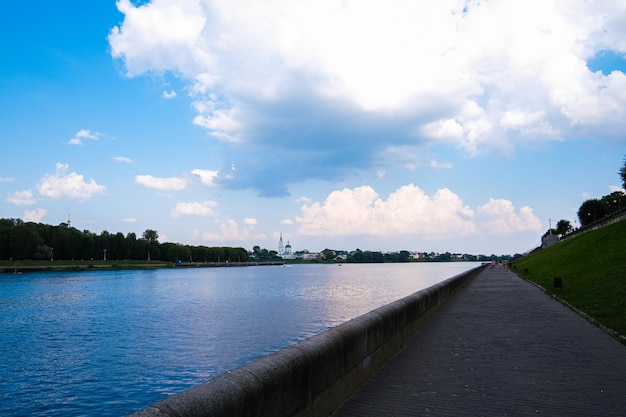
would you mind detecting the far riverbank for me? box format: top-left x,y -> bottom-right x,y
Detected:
0,260 -> 285,273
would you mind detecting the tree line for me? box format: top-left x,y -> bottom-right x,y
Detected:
0,219 -> 248,263
576,156 -> 626,227
545,157 -> 626,235
577,190 -> 626,227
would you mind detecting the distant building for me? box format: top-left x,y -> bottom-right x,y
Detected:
277,233 -> 296,259
542,234 -> 559,249
300,252 -> 322,261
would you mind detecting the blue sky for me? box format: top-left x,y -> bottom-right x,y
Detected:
2,0 -> 626,256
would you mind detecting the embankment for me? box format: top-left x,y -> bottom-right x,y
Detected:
129,264 -> 485,417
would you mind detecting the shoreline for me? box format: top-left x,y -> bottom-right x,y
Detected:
1,261 -> 285,274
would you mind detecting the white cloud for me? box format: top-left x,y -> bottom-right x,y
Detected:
243,217 -> 257,225
296,196 -> 313,205
191,218 -> 266,243
110,1 -> 626,194
297,184 -> 476,239
109,0 -> 210,77
7,190 -> 35,206
135,174 -> 187,190
192,108 -> 242,142
191,168 -> 219,186
163,89 -> 177,99
0,176 -> 14,183
23,208 -> 47,223
476,199 -> 542,234
113,156 -> 134,163
123,217 -> 138,223
171,200 -> 217,218
297,184 -> 541,239
68,129 -> 100,145
110,1 -> 626,123
37,163 -> 105,201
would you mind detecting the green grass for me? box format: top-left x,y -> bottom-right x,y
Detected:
512,220 -> 626,338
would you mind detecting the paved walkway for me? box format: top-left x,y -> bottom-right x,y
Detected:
334,267 -> 626,416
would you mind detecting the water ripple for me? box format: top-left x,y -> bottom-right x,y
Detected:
0,263 -> 477,416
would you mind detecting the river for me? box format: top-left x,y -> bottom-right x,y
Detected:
0,262 -> 479,416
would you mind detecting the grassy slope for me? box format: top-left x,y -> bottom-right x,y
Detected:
512,220 -> 626,337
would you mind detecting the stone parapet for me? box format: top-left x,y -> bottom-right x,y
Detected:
129,265 -> 485,417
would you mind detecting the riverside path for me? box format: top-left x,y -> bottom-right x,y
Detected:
333,266 -> 626,416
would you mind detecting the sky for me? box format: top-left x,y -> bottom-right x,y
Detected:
2,0 -> 626,256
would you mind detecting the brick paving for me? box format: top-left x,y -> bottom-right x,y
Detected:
333,267 -> 626,416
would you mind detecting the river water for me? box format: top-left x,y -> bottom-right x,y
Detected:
0,262 -> 479,416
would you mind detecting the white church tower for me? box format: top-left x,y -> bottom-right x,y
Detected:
278,233 -> 284,254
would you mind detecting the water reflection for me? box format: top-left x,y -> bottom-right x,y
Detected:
0,262 -> 478,416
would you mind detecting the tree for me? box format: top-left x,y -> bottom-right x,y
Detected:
577,199 -> 608,227
223,247 -> 248,262
322,249 -> 335,261
32,245 -> 53,260
600,191 -> 626,214
141,229 -> 159,261
124,232 -> 139,259
208,246 -> 226,262
164,243 -> 191,263
11,223 -> 42,260
191,245 -> 210,262
81,231 -> 96,260
371,251 -> 384,263
350,249 -> 364,262
398,250 -> 411,262
556,219 -> 572,235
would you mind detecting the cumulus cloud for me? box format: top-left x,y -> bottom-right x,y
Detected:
123,217 -> 138,222
113,156 -> 134,163
297,184 -> 476,238
171,200 -> 217,218
191,218 -> 266,243
23,208 -> 47,223
0,176 -> 14,183
7,190 -> 35,206
68,129 -> 101,145
37,163 -> 105,201
135,174 -> 187,190
476,199 -> 542,234
191,168 -> 219,186
110,0 -> 626,195
296,184 -> 540,239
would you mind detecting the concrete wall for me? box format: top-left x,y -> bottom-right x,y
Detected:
129,265 -> 484,417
